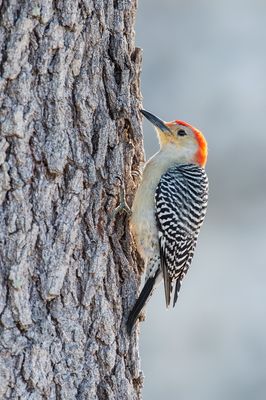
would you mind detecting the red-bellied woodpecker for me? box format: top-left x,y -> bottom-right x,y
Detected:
127,109 -> 208,334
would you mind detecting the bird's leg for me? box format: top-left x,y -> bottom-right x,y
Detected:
111,176 -> 132,218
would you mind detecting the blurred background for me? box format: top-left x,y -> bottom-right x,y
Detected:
135,1 -> 266,399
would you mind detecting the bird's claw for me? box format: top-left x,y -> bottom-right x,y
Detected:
110,176 -> 132,219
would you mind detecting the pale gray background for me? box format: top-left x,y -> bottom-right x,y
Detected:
136,1 -> 266,399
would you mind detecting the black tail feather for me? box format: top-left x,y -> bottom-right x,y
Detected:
173,280 -> 181,307
126,272 -> 159,335
160,245 -> 171,309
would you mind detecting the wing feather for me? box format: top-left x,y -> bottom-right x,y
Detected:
155,164 -> 208,307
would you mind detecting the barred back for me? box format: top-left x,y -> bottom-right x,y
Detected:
155,163 -> 209,307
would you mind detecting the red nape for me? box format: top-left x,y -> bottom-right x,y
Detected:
175,120 -> 208,167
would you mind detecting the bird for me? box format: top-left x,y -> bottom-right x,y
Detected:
127,109 -> 209,334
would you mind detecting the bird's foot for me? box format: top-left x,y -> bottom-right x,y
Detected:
110,176 -> 132,219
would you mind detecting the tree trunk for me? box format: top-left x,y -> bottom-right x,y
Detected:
0,1 -> 144,399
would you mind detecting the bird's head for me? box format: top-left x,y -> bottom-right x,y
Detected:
140,109 -> 208,167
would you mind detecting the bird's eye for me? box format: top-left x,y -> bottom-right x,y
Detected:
178,129 -> 186,136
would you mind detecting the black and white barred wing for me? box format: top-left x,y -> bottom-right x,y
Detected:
155,164 -> 209,308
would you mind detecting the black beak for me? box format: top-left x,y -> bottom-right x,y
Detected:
140,109 -> 171,133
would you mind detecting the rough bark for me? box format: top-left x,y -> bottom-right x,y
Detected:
0,1 -> 144,399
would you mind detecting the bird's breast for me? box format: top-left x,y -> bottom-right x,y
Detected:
130,153 -> 175,260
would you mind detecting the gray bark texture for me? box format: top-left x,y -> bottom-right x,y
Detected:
0,0 -> 144,399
